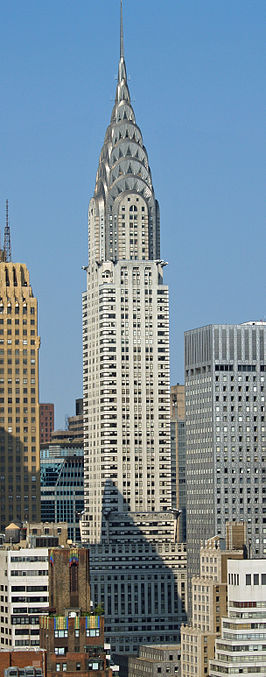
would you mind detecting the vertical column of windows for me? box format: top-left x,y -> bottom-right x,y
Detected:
157,288 -> 171,511
120,266 -> 131,507
132,268 -> 143,510
99,283 -> 118,520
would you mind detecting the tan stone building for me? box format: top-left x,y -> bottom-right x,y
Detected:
181,523 -> 246,677
0,260 -> 41,532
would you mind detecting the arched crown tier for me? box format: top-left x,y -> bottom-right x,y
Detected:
88,51 -> 160,265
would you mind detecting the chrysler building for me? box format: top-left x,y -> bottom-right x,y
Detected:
81,2 -> 186,653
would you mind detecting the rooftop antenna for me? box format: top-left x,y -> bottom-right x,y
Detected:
120,0 -> 124,59
4,199 -> 11,262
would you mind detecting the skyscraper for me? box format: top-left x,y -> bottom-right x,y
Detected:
185,322 -> 265,603
81,3 -> 187,653
0,207 -> 41,532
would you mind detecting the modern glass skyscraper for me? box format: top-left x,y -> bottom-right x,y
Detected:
81,3 -> 187,653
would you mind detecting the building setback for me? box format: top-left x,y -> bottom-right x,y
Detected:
80,2 -> 187,653
185,322 -> 266,603
49,399 -> 84,447
0,255 -> 41,532
209,558 -> 266,676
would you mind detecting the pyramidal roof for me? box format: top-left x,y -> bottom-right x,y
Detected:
94,1 -> 154,206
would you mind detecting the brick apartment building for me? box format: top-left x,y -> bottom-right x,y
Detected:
39,547 -> 113,676
48,548 -> 90,614
39,615 -> 112,676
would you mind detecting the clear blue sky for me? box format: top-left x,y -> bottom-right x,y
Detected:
0,1 -> 264,428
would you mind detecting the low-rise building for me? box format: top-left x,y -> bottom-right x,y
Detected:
128,644 -> 181,676
0,649 -> 46,675
39,615 -> 112,676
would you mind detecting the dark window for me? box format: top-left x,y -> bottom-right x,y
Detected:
70,564 -> 78,592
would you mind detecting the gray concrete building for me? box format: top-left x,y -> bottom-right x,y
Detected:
185,321 -> 266,608
80,2 -> 187,654
128,645 -> 181,677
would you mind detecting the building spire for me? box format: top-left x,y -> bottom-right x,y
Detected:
4,199 -> 12,262
120,0 -> 124,59
117,0 -> 128,91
